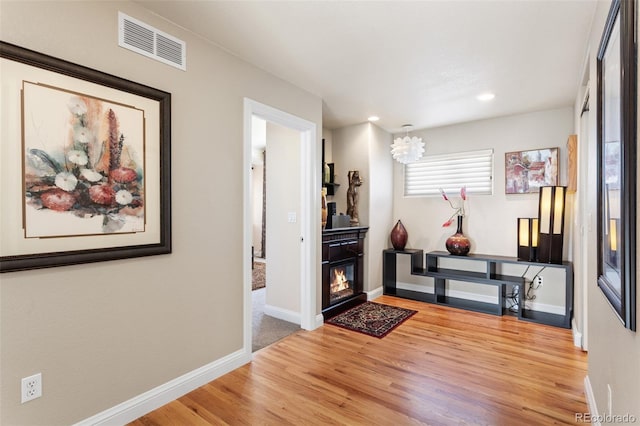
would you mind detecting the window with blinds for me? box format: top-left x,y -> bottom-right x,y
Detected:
404,149 -> 494,197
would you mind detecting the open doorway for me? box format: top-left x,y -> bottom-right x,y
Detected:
250,117 -> 301,351
243,99 -> 319,356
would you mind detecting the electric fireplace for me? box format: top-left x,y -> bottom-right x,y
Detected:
330,261 -> 355,304
322,226 -> 368,319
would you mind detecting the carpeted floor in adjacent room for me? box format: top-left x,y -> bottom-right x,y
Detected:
252,260 -> 299,352
252,287 -> 301,352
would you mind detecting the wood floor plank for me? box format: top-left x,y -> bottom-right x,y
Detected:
130,296 -> 588,425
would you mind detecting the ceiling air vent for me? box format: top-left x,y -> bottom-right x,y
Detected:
118,12 -> 186,71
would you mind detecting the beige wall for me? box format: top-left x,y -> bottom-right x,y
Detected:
365,123 -> 393,291
322,127 -> 333,164
0,1 -> 321,425
582,0 -> 640,419
331,123 -> 393,292
332,123 -> 370,219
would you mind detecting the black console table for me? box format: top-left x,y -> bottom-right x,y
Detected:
383,249 -> 573,328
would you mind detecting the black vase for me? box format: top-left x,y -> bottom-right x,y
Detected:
390,220 -> 408,250
446,216 -> 470,256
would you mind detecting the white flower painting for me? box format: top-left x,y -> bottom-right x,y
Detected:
22,82 -> 146,237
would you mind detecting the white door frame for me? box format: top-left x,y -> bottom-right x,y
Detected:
243,98 -> 319,354
579,91 -> 591,351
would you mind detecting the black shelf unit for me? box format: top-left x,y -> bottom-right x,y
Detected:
382,249 -> 573,328
382,249 -> 435,304
321,139 -> 339,196
322,163 -> 340,196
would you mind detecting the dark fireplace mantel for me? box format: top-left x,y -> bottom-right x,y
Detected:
322,226 -> 368,319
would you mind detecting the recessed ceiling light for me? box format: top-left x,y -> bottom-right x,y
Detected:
477,93 -> 495,101
368,116 -> 380,122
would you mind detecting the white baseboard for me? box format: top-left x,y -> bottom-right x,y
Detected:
74,348 -> 251,426
367,286 -> 383,300
264,304 -> 300,324
397,281 -> 434,293
399,282 -> 500,304
572,317 -> 583,348
584,375 -> 601,426
526,301 -> 565,315
315,313 -> 325,327
396,282 -> 565,315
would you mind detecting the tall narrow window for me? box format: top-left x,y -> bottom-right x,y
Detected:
596,0 -> 636,331
404,149 -> 493,197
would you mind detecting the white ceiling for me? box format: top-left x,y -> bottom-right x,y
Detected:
138,0 -> 597,133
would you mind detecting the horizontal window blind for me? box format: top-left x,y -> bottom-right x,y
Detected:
404,149 -> 494,196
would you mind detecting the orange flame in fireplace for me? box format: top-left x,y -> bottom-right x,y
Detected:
331,267 -> 350,293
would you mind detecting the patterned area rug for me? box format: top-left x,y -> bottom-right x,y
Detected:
252,262 -> 265,290
326,302 -> 417,338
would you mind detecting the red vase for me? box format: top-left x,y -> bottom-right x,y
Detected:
390,220 -> 408,250
446,216 -> 470,256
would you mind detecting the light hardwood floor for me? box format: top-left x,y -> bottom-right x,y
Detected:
129,296 -> 588,425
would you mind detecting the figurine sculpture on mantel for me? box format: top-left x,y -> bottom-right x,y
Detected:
346,170 -> 363,226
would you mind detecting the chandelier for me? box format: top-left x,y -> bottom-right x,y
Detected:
390,124 -> 425,164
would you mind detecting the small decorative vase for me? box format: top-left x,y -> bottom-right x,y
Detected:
446,216 -> 470,256
321,188 -> 328,229
390,220 -> 408,250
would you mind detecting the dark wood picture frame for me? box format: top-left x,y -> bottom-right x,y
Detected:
596,0 -> 636,330
0,42 -> 171,272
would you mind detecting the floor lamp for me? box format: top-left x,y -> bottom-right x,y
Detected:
537,186 -> 566,264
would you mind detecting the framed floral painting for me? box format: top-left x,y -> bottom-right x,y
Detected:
0,42 -> 171,272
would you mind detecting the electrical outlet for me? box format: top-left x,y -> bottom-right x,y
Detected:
21,373 -> 42,403
535,276 -> 543,286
